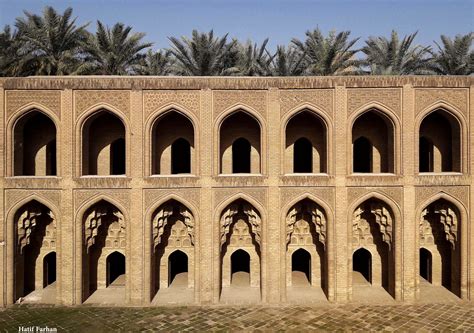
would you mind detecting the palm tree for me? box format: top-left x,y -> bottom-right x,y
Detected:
292,28 -> 361,75
361,30 -> 433,75
430,33 -> 473,75
136,49 -> 173,75
234,38 -> 273,76
14,6 -> 89,75
0,25 -> 20,76
168,30 -> 238,75
268,45 -> 306,76
82,21 -> 152,75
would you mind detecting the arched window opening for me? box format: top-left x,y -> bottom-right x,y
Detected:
106,252 -> 125,287
171,138 -> 191,174
43,252 -> 57,288
82,110 -> 125,176
293,138 -> 313,173
168,250 -> 188,286
419,136 -> 434,172
352,110 -> 394,173
14,111 -> 57,176
292,249 -> 311,285
353,137 -> 372,173
232,138 -> 251,173
220,111 -> 261,174
419,110 -> 460,172
231,249 -> 250,285
152,111 -> 194,175
420,248 -> 432,283
353,248 -> 372,284
111,138 -> 125,175
285,110 -> 327,174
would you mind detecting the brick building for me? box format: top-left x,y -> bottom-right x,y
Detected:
0,76 -> 472,306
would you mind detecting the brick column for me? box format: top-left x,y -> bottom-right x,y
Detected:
334,85 -> 349,301
402,84 -> 416,301
200,89 -> 213,304
267,88 -> 281,303
129,90 -> 144,304
0,86 -> 5,307
470,85 -> 474,300
60,89 -> 74,305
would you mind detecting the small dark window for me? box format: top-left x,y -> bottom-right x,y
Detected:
168,250 -> 188,285
171,138 -> 191,174
419,136 -> 434,172
232,138 -> 251,173
106,252 -> 125,287
111,138 -> 125,175
353,248 -> 372,283
353,137 -> 372,173
293,137 -> 313,173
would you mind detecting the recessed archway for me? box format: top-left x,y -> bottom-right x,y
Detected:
419,248 -> 432,283
152,111 -> 194,175
106,251 -> 125,287
352,110 -> 394,173
353,248 -> 372,284
82,110 -> 126,176
169,250 -> 188,286
231,249 -> 250,285
82,200 -> 126,304
285,110 -> 327,174
13,110 -> 57,176
292,248 -> 311,285
419,110 -> 461,172
13,200 -> 56,303
220,111 -> 261,174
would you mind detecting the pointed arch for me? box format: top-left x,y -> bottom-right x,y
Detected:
349,105 -> 399,174
76,104 -> 129,177
416,103 -> 465,173
146,105 -> 198,176
215,104 -> 266,175
282,105 -> 331,174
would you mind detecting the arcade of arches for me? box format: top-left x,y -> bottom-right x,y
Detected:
0,76 -> 472,306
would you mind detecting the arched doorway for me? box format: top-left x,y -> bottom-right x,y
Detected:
220,111 -> 261,174
293,138 -> 313,173
285,110 -> 327,174
419,110 -> 461,172
13,111 -> 57,176
43,252 -> 56,288
232,138 -> 251,173
168,250 -> 188,286
82,110 -> 126,175
352,110 -> 394,173
106,252 -> 125,287
292,249 -> 311,285
231,249 -> 250,285
353,137 -> 372,173
171,138 -> 191,174
353,248 -> 372,283
420,248 -> 432,283
151,111 -> 195,175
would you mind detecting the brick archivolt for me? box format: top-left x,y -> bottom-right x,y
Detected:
6,90 -> 61,120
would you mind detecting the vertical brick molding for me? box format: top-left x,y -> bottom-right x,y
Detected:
334,85 -> 348,301
129,90 -> 144,305
470,85 -> 474,300
402,84 -> 415,301
60,89 -> 73,305
267,88 -> 281,303
200,89 -> 213,304
0,86 -> 5,307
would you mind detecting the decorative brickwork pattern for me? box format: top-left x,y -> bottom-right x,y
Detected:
75,90 -> 130,119
6,90 -> 61,120
214,188 -> 267,211
415,88 -> 468,117
420,202 -> 459,250
348,187 -> 403,209
280,187 -> 334,212
213,90 -> 266,120
347,88 -> 401,118
415,186 -> 469,210
5,190 -> 60,215
152,203 -> 194,246
280,89 -> 333,119
74,190 -> 130,213
144,90 -> 200,119
353,201 -> 393,248
144,189 -> 200,212
286,201 -> 326,248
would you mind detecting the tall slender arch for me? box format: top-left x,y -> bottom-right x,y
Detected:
285,110 -> 327,174
220,110 -> 261,174
152,111 -> 195,175
419,109 -> 461,172
352,110 -> 394,173
82,110 -> 126,176
13,110 -> 57,176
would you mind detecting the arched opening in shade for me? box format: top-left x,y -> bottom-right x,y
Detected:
420,248 -> 432,283
293,138 -> 313,173
232,138 -> 251,173
106,251 -> 125,287
168,250 -> 188,286
43,252 -> 56,288
292,248 -> 311,284
353,137 -> 372,173
353,248 -> 372,284
231,249 -> 250,285
171,138 -> 191,174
